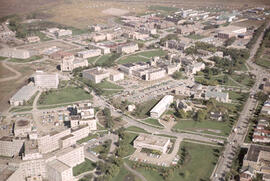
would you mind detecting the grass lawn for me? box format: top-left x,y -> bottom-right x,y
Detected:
149,5 -> 178,12
135,50 -> 167,58
33,31 -> 52,41
141,118 -> 164,127
255,57 -> 270,69
228,91 -> 249,102
9,55 -> 43,63
173,119 -> 232,136
111,166 -> 139,181
95,54 -> 111,65
97,80 -> 123,89
9,107 -> 33,113
0,56 -> 7,61
230,74 -> 255,88
101,89 -> 122,97
122,133 -> 138,157
195,74 -> 240,87
77,134 -> 98,144
126,126 -> 149,134
73,159 -> 96,176
87,56 -> 99,64
186,34 -> 205,40
132,98 -> 160,119
118,55 -> 149,64
38,86 -> 92,105
126,142 -> 221,181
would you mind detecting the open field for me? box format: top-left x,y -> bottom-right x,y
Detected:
38,86 -> 92,105
0,62 -> 14,79
141,118 -> 164,127
127,141 -> 221,181
73,159 -> 96,176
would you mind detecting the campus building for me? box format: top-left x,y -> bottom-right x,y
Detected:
77,49 -> 101,59
117,43 -> 139,54
0,136 -> 24,157
150,95 -> 174,118
82,67 -> 110,83
34,71 -> 59,89
9,83 -> 38,106
134,134 -> 170,153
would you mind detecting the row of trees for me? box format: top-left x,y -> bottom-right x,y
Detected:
246,23 -> 266,49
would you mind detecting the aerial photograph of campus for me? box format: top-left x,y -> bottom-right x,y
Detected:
0,0 -> 270,180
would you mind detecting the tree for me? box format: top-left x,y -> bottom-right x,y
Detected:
195,110 -> 207,122
172,71 -> 183,80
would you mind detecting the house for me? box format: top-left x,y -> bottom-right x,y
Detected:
205,88 -> 229,103
209,112 -> 223,121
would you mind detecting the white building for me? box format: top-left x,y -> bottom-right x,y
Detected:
150,95 -> 174,118
109,70 -> 124,82
9,83 -> 38,106
0,48 -> 30,59
34,71 -> 59,89
205,88 -> 229,103
46,159 -> 73,181
26,36 -> 40,43
56,29 -> 72,37
117,43 -> 139,54
82,67 -> 110,83
77,49 -> 101,59
185,62 -> 205,75
134,134 -> 170,153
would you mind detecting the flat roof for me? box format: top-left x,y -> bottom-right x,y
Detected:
135,134 -> 170,147
47,159 -> 70,173
246,145 -> 270,162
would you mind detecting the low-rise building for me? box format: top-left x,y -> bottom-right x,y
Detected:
205,88 -> 229,103
14,120 -> 32,137
185,62 -> 205,75
109,70 -> 124,82
34,71 -> 59,89
150,95 -> 174,118
134,134 -> 170,153
9,83 -> 38,106
117,43 -> 139,54
217,25 -> 247,39
82,67 -> 110,83
252,119 -> 270,143
26,36 -> 40,43
77,49 -> 101,59
0,48 -> 30,59
56,29 -> 72,37
241,145 -> 270,181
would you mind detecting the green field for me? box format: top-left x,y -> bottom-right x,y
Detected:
111,166 -> 139,181
73,159 -> 95,176
87,56 -> 100,64
101,89 -> 122,97
118,50 -> 167,64
77,134 -> 98,144
95,54 -> 111,65
230,74 -> 255,88
173,119 -> 232,136
38,86 -> 92,105
255,56 -> 270,69
97,80 -> 123,90
141,118 -> 164,127
9,55 -> 43,63
149,5 -> 178,12
118,55 -> 149,64
132,98 -> 160,119
127,142 -> 221,181
195,74 -> 240,87
126,126 -> 149,134
186,34 -> 205,40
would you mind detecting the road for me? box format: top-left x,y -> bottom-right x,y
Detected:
212,22 -> 270,181
0,59 -> 22,83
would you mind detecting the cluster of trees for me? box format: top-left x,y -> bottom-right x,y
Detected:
194,109 -> 207,122
79,173 -> 93,181
173,103 -> 188,119
246,23 -> 266,49
8,16 -> 27,38
254,27 -> 270,60
172,71 -> 183,80
160,33 -> 179,46
224,37 -> 236,47
95,156 -> 123,181
115,128 -> 133,158
203,24 -> 219,30
103,108 -> 114,129
98,53 -> 121,67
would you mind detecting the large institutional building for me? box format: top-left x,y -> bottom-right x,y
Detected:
134,134 -> 170,153
34,71 -> 59,89
150,95 -> 174,118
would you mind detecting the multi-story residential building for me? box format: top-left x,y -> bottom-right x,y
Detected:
0,136 -> 24,157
